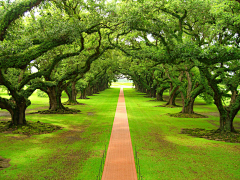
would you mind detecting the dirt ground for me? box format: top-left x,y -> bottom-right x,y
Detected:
0,156 -> 10,170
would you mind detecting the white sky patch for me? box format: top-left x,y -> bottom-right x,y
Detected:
31,66 -> 38,73
136,36 -> 144,42
147,34 -> 155,42
136,34 -> 155,42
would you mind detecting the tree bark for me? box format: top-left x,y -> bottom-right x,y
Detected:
219,110 -> 235,132
71,81 -> 77,101
151,88 -> 157,98
179,70 -> 204,114
156,92 -> 164,101
79,88 -> 87,99
86,85 -> 93,96
0,97 -> 28,125
166,86 -> 179,106
199,66 -> 239,132
64,81 -> 79,104
93,86 -> 99,94
47,86 -> 65,111
181,98 -> 195,114
156,87 -> 167,101
11,103 -> 27,125
141,87 -> 146,93
169,83 -> 173,96
135,83 -> 139,91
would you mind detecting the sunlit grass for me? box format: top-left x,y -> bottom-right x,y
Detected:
124,88 -> 240,180
0,88 -> 119,180
1,87 -> 240,179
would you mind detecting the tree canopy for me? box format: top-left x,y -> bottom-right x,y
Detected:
0,0 -> 239,133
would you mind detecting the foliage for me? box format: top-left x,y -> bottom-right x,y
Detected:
0,0 -> 240,130
36,90 -> 48,97
199,92 -> 214,105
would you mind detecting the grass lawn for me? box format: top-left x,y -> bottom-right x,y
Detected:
124,88 -> 240,180
0,88 -> 119,180
1,87 -> 240,179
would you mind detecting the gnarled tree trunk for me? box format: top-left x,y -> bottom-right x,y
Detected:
149,87 -> 156,98
156,87 -> 168,101
166,86 -> 179,106
199,66 -> 239,132
47,86 -> 65,111
11,103 -> 27,125
0,97 -> 29,125
219,109 -> 235,132
181,98 -> 195,114
64,81 -> 79,104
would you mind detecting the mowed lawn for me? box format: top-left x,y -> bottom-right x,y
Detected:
0,88 -> 119,180
1,87 -> 240,180
124,88 -> 240,180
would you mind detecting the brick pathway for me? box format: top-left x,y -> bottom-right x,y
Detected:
102,88 -> 137,180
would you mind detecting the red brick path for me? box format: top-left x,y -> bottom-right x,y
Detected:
101,88 -> 137,180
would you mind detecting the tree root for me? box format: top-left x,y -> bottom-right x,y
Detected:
62,101 -> 81,105
0,121 -> 62,136
38,107 -> 81,114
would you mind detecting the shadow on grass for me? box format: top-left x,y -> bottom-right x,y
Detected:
0,121 -> 62,136
155,105 -> 182,108
168,112 -> 208,118
35,107 -> 81,114
181,128 -> 240,143
0,156 -> 10,170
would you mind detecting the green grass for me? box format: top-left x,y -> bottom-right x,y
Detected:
124,88 -> 240,180
0,88 -> 119,180
1,88 -> 240,179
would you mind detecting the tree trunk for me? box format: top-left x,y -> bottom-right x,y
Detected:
151,88 -> 156,98
141,87 -> 146,93
11,102 -> 27,125
211,83 -> 236,132
169,83 -> 173,96
218,109 -> 235,132
199,66 -> 239,132
156,92 -> 163,101
181,98 -> 195,114
166,86 -> 179,106
156,88 -> 166,101
146,89 -> 151,96
47,86 -> 65,111
86,85 -> 92,96
0,97 -> 28,125
135,83 -> 139,91
93,86 -> 98,94
71,81 -> 77,102
90,86 -> 94,95
64,82 -> 79,104
79,88 -> 87,99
